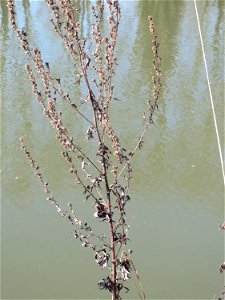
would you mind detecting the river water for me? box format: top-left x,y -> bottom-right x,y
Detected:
1,1 -> 224,299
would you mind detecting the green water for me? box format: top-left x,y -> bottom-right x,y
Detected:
1,1 -> 224,299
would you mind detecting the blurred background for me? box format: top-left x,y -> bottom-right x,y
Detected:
1,1 -> 224,299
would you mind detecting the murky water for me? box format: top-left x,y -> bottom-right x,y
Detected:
1,1 -> 224,299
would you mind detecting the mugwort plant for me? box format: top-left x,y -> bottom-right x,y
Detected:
7,0 -> 162,299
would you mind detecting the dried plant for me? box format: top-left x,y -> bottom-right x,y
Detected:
7,0 -> 162,299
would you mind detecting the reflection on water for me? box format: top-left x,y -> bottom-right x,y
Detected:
1,1 -> 224,299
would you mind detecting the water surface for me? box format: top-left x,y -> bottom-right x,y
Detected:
1,1 -> 224,299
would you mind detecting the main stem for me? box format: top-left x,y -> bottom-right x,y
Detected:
93,108 -> 117,299
104,169 -> 117,300
78,46 -> 117,299
94,111 -> 117,300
